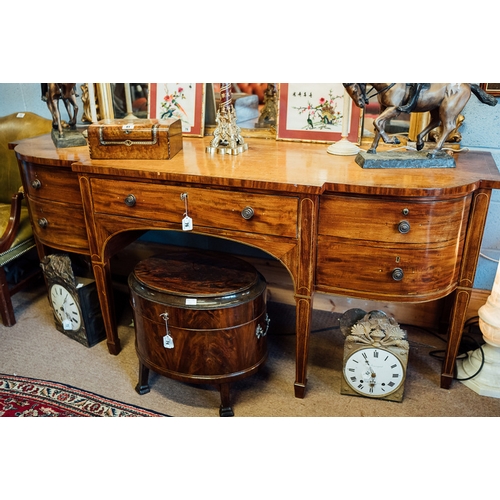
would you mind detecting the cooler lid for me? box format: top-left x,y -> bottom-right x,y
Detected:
131,249 -> 261,298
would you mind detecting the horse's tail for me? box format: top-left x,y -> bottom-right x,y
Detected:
470,83 -> 498,106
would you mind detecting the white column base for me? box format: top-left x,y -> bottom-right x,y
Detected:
327,139 -> 360,156
456,343 -> 500,398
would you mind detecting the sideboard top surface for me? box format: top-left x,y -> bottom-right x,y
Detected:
15,134 -> 500,196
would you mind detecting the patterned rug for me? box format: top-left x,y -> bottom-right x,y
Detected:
0,373 -> 167,417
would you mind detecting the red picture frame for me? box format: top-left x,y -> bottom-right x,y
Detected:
149,83 -> 205,136
277,83 -> 362,143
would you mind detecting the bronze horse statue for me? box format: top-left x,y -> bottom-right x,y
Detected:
43,83 -> 79,138
343,83 -> 497,158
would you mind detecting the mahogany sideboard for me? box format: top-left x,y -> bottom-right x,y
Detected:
14,134 -> 500,398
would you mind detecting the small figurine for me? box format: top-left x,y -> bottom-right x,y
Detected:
343,83 -> 497,158
42,83 -> 79,138
41,83 -> 86,148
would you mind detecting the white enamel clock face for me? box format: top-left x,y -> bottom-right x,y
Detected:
343,347 -> 404,397
50,283 -> 82,332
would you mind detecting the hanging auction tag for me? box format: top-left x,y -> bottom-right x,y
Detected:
180,193 -> 193,231
160,312 -> 174,349
182,215 -> 193,231
163,334 -> 174,349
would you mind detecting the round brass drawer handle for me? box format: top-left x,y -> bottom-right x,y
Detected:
398,220 -> 411,234
241,206 -> 254,220
124,194 -> 136,207
37,218 -> 48,229
392,268 -> 404,281
31,179 -> 42,190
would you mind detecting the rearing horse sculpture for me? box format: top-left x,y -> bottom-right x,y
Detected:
43,83 -> 79,138
343,83 -> 497,158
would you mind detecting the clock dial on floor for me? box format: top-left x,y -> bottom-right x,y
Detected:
343,347 -> 404,397
50,283 -> 82,332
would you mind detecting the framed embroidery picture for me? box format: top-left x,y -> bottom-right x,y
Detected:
149,83 -> 206,136
277,83 -> 362,143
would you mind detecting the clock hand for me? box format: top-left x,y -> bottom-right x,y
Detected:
364,359 -> 376,376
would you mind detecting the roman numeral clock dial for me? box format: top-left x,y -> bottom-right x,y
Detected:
344,348 -> 404,397
50,283 -> 82,332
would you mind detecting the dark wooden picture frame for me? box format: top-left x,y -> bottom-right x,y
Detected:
480,83 -> 500,97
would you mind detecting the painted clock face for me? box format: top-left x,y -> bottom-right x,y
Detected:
50,283 -> 82,332
343,347 -> 404,397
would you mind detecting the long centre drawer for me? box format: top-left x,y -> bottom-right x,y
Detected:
90,178 -> 299,238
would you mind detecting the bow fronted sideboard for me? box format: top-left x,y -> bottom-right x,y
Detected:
15,134 -> 500,397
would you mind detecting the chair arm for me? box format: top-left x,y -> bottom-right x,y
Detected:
0,190 -> 25,253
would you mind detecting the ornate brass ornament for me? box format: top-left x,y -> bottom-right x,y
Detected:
256,83 -> 278,128
206,83 -> 248,155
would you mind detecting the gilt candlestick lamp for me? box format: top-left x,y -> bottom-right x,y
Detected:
327,87 -> 360,156
206,83 -> 248,155
456,259 -> 500,397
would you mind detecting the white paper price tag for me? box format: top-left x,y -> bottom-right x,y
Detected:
182,215 -> 193,231
163,334 -> 174,349
63,319 -> 73,331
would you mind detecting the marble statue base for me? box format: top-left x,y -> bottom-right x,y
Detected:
355,150 -> 456,169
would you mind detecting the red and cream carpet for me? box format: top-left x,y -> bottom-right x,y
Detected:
0,373 -> 167,417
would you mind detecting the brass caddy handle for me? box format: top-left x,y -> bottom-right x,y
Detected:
124,194 -> 136,207
241,206 -> 254,220
392,268 -> 404,281
31,179 -> 42,190
398,220 -> 411,234
37,218 -> 48,229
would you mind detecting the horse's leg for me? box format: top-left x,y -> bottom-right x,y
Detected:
70,95 -> 78,127
47,98 -> 63,137
64,94 -> 78,128
427,91 -> 470,158
368,129 -> 382,154
55,100 -> 64,137
46,99 -> 57,129
63,98 -> 75,128
416,109 -> 440,151
373,107 -> 401,148
427,116 -> 458,158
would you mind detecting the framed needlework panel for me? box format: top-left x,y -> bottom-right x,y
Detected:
149,83 -> 206,136
277,83 -> 362,143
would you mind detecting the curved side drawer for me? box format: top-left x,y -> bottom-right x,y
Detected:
316,235 -> 464,300
28,198 -> 90,253
318,194 -> 471,244
20,161 -> 81,204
